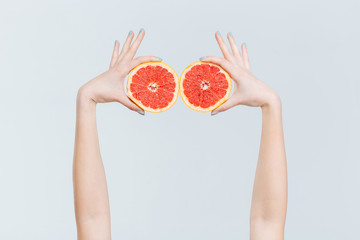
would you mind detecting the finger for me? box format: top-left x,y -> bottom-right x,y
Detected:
200,56 -> 231,71
129,56 -> 162,70
127,28 -> 145,59
227,32 -> 241,57
118,96 -> 145,115
119,30 -> 134,56
241,43 -> 251,70
211,96 -> 239,115
215,31 -> 232,59
110,40 -> 120,68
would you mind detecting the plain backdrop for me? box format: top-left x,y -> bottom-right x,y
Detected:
0,0 -> 359,239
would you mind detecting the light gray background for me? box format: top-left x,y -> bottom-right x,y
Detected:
0,0 -> 359,239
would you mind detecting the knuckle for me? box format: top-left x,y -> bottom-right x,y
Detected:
129,48 -> 136,54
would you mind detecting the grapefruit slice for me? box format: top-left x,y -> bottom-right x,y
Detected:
127,62 -> 179,113
180,61 -> 232,112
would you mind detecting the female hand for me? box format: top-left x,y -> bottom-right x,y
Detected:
201,31 -> 280,115
77,29 -> 161,115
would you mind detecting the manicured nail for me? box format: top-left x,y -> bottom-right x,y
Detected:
216,31 -> 221,36
200,56 -> 205,61
114,40 -> 117,46
244,42 -> 247,48
128,31 -> 132,36
157,57 -> 162,61
211,111 -> 219,116
137,111 -> 145,116
139,28 -> 144,34
229,32 -> 233,38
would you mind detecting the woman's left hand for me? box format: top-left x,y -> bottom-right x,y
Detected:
201,32 -> 280,115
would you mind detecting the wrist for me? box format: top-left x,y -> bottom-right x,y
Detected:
77,86 -> 96,111
261,92 -> 282,113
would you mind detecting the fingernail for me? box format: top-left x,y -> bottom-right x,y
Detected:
244,42 -> 247,48
216,31 -> 221,36
229,32 -> 233,38
139,28 -> 144,34
137,111 -> 145,116
157,57 -> 162,61
211,111 -> 219,116
200,56 -> 205,61
114,40 -> 117,46
128,31 -> 132,36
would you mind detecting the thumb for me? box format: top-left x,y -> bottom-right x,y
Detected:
118,96 -> 145,115
211,96 -> 239,115
129,56 -> 162,70
200,56 -> 231,72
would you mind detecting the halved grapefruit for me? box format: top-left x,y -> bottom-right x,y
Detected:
127,62 -> 179,113
180,61 -> 232,112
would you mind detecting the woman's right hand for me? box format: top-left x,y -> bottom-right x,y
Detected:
201,31 -> 280,115
77,29 -> 162,115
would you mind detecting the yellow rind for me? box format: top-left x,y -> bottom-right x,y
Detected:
179,61 -> 232,113
127,62 -> 180,113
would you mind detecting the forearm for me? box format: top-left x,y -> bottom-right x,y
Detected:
71,29 -> 150,239
73,90 -> 111,239
250,98 -> 287,224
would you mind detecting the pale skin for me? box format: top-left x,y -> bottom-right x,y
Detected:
73,29 -> 287,240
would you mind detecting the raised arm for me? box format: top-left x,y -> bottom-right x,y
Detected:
202,31 -> 287,240
249,96 -> 286,240
73,29 -> 161,240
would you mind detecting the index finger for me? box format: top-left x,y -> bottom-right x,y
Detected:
227,32 -> 241,57
127,28 -> 145,59
215,31 -> 232,60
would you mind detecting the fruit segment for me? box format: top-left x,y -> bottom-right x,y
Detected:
180,61 -> 232,112
127,62 -> 179,113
